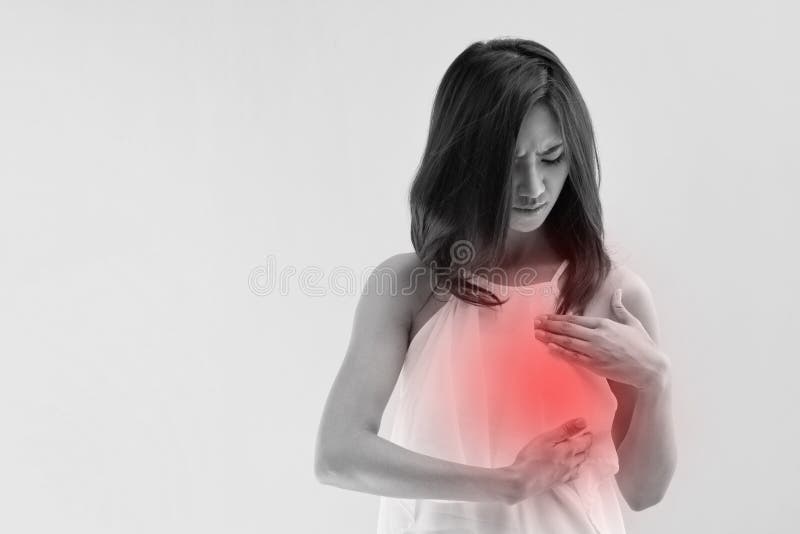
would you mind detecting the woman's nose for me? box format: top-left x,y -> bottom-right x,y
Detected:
517,166 -> 546,198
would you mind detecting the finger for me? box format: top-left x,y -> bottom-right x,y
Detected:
563,463 -> 583,483
612,288 -> 640,327
554,437 -> 592,462
558,432 -> 592,455
573,462 -> 584,479
548,417 -> 588,443
536,332 -> 595,356
569,450 -> 588,468
571,433 -> 593,454
555,437 -> 590,454
539,314 -> 604,328
536,332 -> 599,363
572,429 -> 593,443
534,317 -> 596,342
557,429 -> 592,445
547,344 -> 597,369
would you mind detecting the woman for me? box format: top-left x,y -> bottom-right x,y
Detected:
315,37 -> 677,534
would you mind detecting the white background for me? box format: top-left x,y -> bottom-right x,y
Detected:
1,1 -> 798,533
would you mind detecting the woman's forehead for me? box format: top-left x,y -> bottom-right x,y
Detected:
516,104 -> 562,153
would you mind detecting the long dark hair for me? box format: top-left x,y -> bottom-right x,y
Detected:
409,37 -> 611,315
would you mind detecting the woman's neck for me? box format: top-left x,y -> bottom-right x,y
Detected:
500,229 -> 558,269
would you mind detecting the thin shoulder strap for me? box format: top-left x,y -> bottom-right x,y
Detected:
551,259 -> 569,284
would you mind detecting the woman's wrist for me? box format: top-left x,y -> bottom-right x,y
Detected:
638,357 -> 672,395
636,350 -> 672,391
491,465 -> 524,505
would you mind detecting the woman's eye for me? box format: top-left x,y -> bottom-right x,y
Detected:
542,153 -> 564,166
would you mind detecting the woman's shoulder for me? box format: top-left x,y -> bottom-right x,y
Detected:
585,258 -> 654,318
604,258 -> 661,341
366,251 -> 438,316
605,259 -> 652,296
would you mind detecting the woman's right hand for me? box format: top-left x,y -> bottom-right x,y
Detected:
502,417 -> 593,505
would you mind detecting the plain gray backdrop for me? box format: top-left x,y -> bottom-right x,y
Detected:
1,1 -> 798,533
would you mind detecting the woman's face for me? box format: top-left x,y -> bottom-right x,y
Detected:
508,103 -> 570,233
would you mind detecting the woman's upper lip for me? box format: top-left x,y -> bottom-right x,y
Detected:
514,202 -> 547,209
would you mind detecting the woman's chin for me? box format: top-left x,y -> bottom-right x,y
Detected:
509,220 -> 545,233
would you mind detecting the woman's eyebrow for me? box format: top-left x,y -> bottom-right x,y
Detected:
515,141 -> 564,158
535,142 -> 563,156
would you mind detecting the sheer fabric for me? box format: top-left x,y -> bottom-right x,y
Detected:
376,260 -> 626,533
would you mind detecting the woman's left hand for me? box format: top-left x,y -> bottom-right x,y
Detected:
533,288 -> 669,390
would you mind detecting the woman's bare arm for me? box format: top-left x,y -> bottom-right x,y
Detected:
608,271 -> 678,511
313,253 -> 521,504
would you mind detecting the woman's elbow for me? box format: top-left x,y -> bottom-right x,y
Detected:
626,493 -> 663,512
623,480 -> 672,511
314,439 -> 356,485
620,456 -> 677,511
314,450 -> 335,484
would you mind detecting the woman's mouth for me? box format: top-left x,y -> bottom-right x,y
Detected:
513,202 -> 548,215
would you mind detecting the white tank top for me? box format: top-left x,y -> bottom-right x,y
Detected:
376,259 -> 626,533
